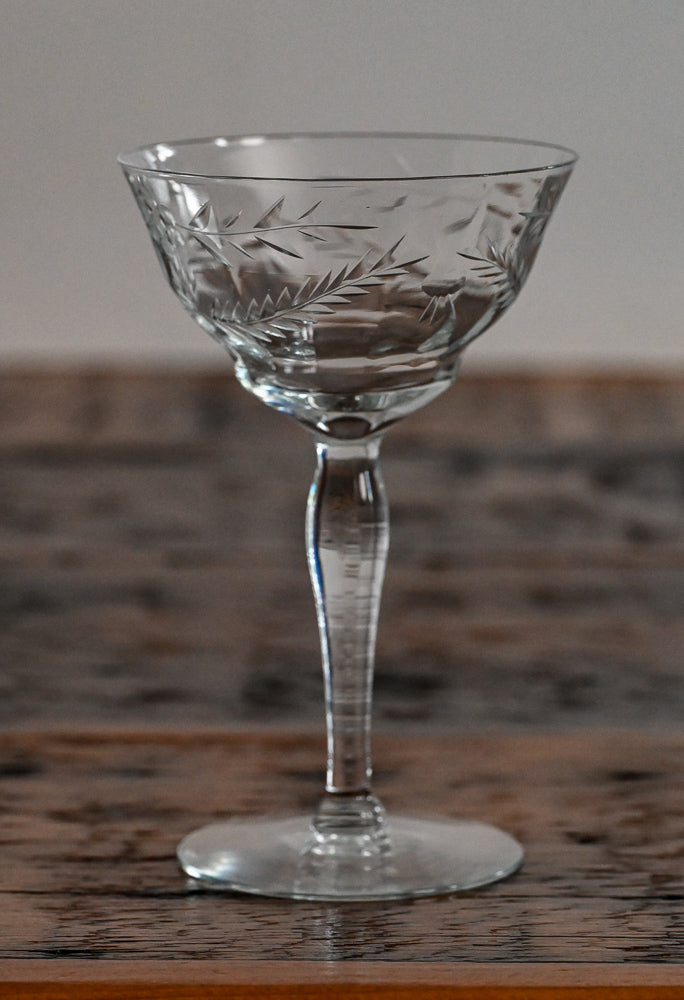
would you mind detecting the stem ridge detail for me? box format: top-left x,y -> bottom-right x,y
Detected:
306,437 -> 389,803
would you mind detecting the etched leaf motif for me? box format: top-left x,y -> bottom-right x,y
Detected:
458,241 -> 521,308
254,196 -> 287,229
181,194 -> 432,340
253,234 -> 304,259
188,201 -> 212,229
419,278 -> 466,325
419,239 -> 521,327
182,195 -> 377,267
221,240 -> 429,334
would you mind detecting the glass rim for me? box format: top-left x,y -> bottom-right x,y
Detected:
117,131 -> 578,183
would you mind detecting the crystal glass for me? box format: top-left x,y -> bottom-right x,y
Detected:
118,133 -> 577,900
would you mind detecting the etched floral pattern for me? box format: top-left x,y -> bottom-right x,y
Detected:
127,174 -> 197,312
125,154 -> 573,401
181,197 -> 429,339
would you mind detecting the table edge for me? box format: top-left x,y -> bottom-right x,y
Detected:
1,960 -> 682,986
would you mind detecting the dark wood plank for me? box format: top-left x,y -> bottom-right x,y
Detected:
0,731 -> 681,965
0,371 -> 681,733
0,371 -> 682,991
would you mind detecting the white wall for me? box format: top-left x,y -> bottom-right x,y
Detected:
2,0 -> 682,369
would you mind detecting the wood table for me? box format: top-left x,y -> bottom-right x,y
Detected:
0,370 -> 682,997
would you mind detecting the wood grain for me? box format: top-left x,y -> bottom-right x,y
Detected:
0,371 -> 681,734
0,731 -> 682,965
0,370 -> 682,994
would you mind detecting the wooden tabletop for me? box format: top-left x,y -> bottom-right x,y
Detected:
0,369 -> 682,997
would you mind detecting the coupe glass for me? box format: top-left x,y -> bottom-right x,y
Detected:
118,133 -> 576,900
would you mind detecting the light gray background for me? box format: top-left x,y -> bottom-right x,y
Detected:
2,0 -> 682,369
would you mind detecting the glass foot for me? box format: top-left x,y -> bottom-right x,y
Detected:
177,814 -> 523,900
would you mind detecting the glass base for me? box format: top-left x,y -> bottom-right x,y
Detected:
177,813 -> 523,900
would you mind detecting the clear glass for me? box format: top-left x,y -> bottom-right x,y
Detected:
118,133 -> 577,900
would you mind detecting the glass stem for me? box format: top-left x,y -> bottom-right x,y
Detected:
306,435 -> 389,843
